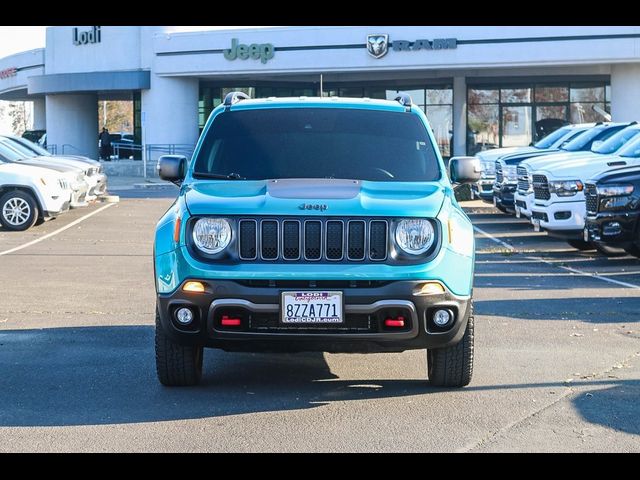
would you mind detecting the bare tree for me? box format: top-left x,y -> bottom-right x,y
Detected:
7,101 -> 32,135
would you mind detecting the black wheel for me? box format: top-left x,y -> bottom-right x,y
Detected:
155,307 -> 203,386
567,239 -> 595,251
0,190 -> 39,231
593,241 -> 627,257
427,302 -> 474,388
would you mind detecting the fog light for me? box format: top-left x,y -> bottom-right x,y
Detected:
603,221 -> 622,236
416,282 -> 446,295
433,309 -> 453,327
176,307 -> 194,325
183,281 -> 205,293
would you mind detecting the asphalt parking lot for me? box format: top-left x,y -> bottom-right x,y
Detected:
0,192 -> 639,452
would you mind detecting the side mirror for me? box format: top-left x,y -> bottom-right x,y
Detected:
448,156 -> 482,184
591,140 -> 604,150
157,155 -> 187,185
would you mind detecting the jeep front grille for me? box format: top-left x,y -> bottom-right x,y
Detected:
585,183 -> 599,215
532,174 -> 551,200
238,218 -> 389,262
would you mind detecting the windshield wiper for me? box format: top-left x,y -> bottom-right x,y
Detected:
193,172 -> 246,180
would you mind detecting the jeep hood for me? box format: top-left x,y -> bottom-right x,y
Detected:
184,179 -> 447,218
537,155 -> 640,180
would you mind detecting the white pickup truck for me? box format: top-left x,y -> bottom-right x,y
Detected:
528,125 -> 640,254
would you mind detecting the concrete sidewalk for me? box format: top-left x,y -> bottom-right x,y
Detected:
107,176 -> 171,191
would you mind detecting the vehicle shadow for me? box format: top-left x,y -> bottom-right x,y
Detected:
0,326 -> 431,427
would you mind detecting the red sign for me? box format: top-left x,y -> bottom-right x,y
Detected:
0,67 -> 18,79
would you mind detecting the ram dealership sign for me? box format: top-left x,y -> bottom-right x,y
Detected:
367,34 -> 457,58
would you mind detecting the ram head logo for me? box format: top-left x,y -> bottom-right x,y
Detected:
367,34 -> 389,59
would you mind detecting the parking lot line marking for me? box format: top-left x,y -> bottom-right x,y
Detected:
0,203 -> 115,257
473,225 -> 640,290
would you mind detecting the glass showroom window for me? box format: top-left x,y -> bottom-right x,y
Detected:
569,83 -> 610,123
467,89 -> 499,156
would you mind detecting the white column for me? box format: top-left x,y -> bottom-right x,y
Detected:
452,76 -> 467,156
141,75 -> 199,160
46,93 -> 98,159
610,63 -> 640,122
32,97 -> 46,130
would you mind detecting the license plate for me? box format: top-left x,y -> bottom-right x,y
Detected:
515,206 -> 521,218
493,196 -> 498,207
584,228 -> 589,242
532,218 -> 541,232
281,291 -> 343,324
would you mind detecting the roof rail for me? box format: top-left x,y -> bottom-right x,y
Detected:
394,92 -> 413,111
629,120 -> 638,125
223,91 -> 251,107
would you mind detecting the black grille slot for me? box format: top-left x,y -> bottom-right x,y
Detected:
261,220 -> 279,259
517,166 -> 529,192
532,174 -> 550,200
325,221 -> 344,260
239,220 -> 257,259
369,221 -> 388,260
282,220 -> 300,260
304,221 -> 322,260
347,221 -> 366,260
585,183 -> 599,215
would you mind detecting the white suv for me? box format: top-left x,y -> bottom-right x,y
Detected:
0,159 -> 73,231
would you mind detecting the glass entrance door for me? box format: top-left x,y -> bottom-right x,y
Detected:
500,105 -> 532,148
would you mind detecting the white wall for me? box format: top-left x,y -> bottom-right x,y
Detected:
610,63 -> 640,122
46,93 -> 98,159
32,97 -> 45,130
141,75 -> 199,158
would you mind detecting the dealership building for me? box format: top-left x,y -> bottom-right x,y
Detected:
1,25 -> 639,160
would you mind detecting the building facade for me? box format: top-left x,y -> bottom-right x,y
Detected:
1,25 -> 639,160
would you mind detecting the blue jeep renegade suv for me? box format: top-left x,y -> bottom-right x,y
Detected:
154,92 -> 480,387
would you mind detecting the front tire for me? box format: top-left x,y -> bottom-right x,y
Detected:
155,308 -> 203,386
0,190 -> 39,231
427,302 -> 474,388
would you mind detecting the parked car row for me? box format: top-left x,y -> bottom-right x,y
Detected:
474,121 -> 640,257
0,135 -> 108,231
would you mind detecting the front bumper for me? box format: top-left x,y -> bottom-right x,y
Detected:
493,183 -> 517,211
585,211 -> 640,247
475,178 -> 495,202
70,182 -> 90,208
86,174 -> 108,199
157,279 -> 471,353
514,191 -> 533,218
530,199 -> 585,233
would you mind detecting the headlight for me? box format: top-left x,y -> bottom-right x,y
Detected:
597,184 -> 634,197
503,165 -> 518,182
481,161 -> 495,176
395,219 -> 435,255
192,218 -> 232,254
549,180 -> 583,197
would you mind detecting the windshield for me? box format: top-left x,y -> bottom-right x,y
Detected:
0,141 -> 30,162
534,126 -> 572,149
592,127 -> 640,154
193,108 -> 441,182
12,137 -> 51,156
619,135 -> 640,158
0,138 -> 38,159
560,125 -> 625,152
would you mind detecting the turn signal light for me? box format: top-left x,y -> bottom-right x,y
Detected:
385,316 -> 405,328
416,282 -> 446,295
182,281 -> 205,293
221,315 -> 242,326
173,216 -> 182,243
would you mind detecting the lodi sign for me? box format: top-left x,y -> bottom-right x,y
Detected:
223,38 -> 275,64
73,26 -> 101,46
0,67 -> 17,79
366,34 -> 457,58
